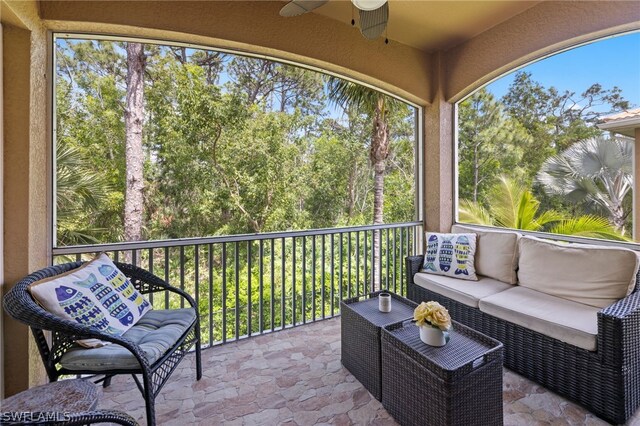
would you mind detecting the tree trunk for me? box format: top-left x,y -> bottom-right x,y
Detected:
370,97 -> 390,291
124,42 -> 145,246
346,164 -> 357,219
473,143 -> 479,202
611,203 -> 626,235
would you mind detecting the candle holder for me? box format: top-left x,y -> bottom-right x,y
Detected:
379,292 -> 391,312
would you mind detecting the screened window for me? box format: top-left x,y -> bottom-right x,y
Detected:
54,36 -> 419,246
456,32 -> 640,243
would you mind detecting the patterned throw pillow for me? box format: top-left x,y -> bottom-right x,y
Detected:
28,253 -> 152,347
422,232 -> 478,281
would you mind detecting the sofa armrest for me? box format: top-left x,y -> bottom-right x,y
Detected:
598,289 -> 640,367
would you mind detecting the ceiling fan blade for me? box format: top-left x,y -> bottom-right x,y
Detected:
279,0 -> 329,17
359,2 -> 388,40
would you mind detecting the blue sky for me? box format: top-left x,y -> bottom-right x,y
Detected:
486,31 -> 640,108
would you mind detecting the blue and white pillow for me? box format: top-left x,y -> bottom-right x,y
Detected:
423,233 -> 478,281
28,253 -> 152,347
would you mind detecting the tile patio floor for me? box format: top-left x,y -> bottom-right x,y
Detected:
98,317 -> 640,425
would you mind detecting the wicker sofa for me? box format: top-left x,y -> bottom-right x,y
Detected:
406,224 -> 640,425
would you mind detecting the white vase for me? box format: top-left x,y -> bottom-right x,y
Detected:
419,325 -> 448,347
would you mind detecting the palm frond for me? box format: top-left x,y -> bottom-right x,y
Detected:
325,76 -> 404,117
490,176 -> 524,229
458,199 -> 493,225
548,215 -> 629,241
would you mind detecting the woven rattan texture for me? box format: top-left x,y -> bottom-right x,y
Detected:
383,320 -> 502,382
382,322 -> 503,426
2,261 -> 203,426
0,410 -> 139,426
340,291 -> 417,400
406,255 -> 640,425
1,379 -> 97,413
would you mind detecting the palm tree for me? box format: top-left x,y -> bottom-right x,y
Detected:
56,143 -> 112,245
537,136 -> 633,234
459,176 -> 627,241
326,77 -> 402,290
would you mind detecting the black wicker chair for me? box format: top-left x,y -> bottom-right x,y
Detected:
406,255 -> 640,425
3,262 -> 203,426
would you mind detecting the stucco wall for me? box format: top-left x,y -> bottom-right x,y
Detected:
1,0 -> 50,396
636,128 -> 639,242
2,23 -> 34,397
444,1 -> 640,102
39,0 -> 433,106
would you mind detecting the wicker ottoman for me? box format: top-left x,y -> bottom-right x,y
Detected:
382,320 -> 503,426
340,291 -> 417,400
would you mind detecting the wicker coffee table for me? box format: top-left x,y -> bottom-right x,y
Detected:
382,320 -> 503,426
340,291 -> 417,400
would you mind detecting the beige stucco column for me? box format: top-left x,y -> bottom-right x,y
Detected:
424,52 -> 454,234
1,0 -> 50,397
633,127 -> 640,242
598,113 -> 640,242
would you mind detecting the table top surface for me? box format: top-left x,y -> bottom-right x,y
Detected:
1,379 -> 98,413
342,292 -> 416,327
384,320 -> 503,374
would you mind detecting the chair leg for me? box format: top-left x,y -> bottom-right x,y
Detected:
143,373 -> 156,426
103,375 -> 113,388
195,328 -> 203,381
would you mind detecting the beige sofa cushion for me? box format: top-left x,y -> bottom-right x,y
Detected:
518,236 -> 640,308
451,224 -> 520,284
479,286 -> 599,351
414,272 -> 512,308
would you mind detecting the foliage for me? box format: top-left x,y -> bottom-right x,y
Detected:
55,39 -> 417,246
458,67 -> 635,242
457,89 -> 528,202
459,176 -> 628,240
537,136 -> 633,233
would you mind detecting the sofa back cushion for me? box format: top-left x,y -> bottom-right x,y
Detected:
451,224 -> 520,284
518,236 -> 640,308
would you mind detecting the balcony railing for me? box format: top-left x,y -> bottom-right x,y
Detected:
52,221 -> 423,347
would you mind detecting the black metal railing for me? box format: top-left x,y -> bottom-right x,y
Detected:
52,222 -> 423,347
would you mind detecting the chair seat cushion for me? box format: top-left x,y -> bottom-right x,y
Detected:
60,308 -> 196,371
413,272 -> 512,308
479,286 -> 599,351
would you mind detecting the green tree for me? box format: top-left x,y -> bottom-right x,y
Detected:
56,140 -> 112,245
55,40 -> 127,244
459,176 -> 627,240
502,72 -> 630,179
457,88 -> 528,202
326,77 -> 406,289
537,136 -> 633,234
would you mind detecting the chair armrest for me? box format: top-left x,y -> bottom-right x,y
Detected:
405,255 -> 423,300
0,410 -> 139,426
4,286 -> 151,372
598,290 -> 640,367
115,262 -> 197,309
62,410 -> 140,426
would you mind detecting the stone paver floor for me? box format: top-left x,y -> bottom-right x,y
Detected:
99,317 -> 639,425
